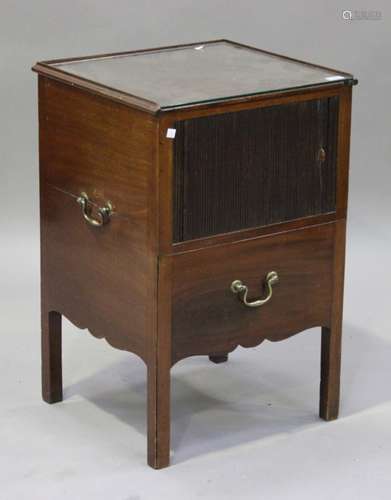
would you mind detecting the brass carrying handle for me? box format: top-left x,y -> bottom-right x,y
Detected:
76,192 -> 113,227
230,271 -> 279,308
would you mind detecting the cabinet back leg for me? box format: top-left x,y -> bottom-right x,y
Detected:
41,310 -> 63,403
209,353 -> 229,364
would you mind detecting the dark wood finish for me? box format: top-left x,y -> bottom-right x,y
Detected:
39,76 -> 158,362
159,85 -> 348,255
37,38 -> 354,85
320,219 -> 347,420
209,354 -> 229,364
160,85 -> 345,123
224,39 -> 356,84
34,41 -> 355,469
171,213 -> 336,254
173,97 -> 338,241
41,310 -> 62,403
32,39 -> 355,115
169,223 -> 334,365
38,75 -> 164,467
336,87 -> 353,219
33,63 -> 160,113
147,257 -> 172,468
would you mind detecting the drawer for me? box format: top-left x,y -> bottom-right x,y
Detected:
169,223 -> 335,364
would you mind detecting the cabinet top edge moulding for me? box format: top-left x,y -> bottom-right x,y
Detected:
32,39 -> 357,114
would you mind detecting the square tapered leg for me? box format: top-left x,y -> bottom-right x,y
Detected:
41,310 -> 63,404
147,362 -> 171,469
319,220 -> 346,421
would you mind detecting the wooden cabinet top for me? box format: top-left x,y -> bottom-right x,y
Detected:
33,39 -> 356,114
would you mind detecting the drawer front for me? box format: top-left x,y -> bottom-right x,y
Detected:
173,97 -> 339,242
170,223 -> 335,363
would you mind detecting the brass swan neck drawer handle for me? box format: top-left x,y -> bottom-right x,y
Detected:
230,271 -> 279,308
76,192 -> 113,227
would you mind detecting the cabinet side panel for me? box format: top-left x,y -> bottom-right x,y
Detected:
39,76 -> 158,361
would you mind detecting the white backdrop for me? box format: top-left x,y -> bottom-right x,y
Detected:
0,1 -> 390,499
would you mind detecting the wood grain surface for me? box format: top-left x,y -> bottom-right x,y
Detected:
168,222 -> 335,364
39,76 -> 159,362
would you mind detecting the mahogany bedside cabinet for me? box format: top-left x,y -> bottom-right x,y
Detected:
33,40 -> 357,469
